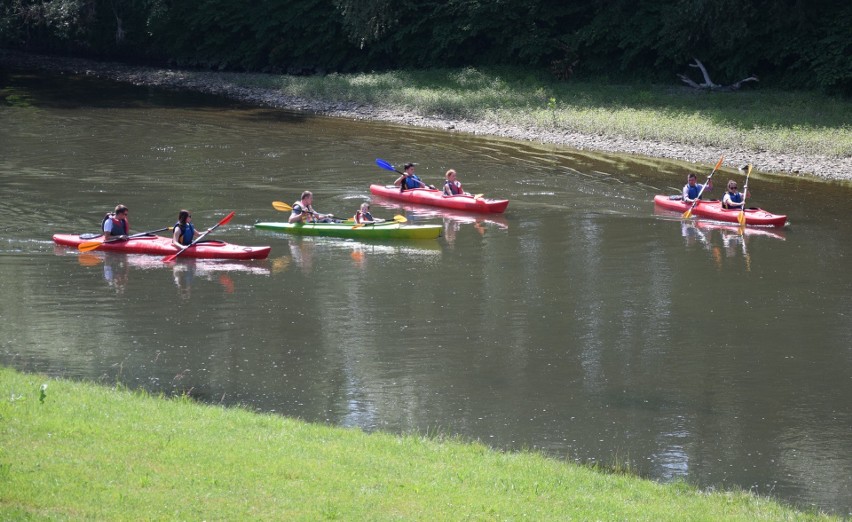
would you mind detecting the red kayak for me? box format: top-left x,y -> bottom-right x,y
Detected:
369,184 -> 509,213
653,195 -> 787,227
53,234 -> 271,260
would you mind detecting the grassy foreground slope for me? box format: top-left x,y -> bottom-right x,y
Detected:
0,367 -> 834,520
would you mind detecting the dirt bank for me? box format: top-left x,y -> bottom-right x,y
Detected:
3,50 -> 849,182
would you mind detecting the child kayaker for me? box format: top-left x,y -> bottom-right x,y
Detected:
442,169 -> 467,196
354,202 -> 385,224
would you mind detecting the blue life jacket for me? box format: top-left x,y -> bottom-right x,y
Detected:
684,183 -> 706,200
723,192 -> 743,209
402,175 -> 422,190
175,221 -> 195,245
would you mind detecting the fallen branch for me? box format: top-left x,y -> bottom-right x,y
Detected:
678,58 -> 758,91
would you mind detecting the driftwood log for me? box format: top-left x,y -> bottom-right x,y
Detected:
678,58 -> 758,91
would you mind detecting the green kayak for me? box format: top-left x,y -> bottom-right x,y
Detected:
254,221 -> 442,240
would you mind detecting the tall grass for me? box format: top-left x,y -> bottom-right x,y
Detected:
1,366 -> 836,520
219,67 -> 851,158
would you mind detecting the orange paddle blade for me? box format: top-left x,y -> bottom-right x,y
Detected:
77,240 -> 104,252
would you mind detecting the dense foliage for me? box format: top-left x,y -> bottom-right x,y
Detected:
1,0 -> 849,94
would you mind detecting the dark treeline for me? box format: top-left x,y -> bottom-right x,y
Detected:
1,0 -> 849,94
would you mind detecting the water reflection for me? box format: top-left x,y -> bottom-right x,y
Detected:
62,248 -> 270,297
669,219 -> 786,272
277,235 -> 443,273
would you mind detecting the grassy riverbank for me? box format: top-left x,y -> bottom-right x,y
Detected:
225,67 -> 852,159
1,367 -> 834,520
2,50 -> 851,178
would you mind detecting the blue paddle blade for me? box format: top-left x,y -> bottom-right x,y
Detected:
375,158 -> 396,172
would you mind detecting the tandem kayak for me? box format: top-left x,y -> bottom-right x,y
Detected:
254,221 -> 442,239
653,195 -> 787,227
53,234 -> 271,260
369,185 -> 509,213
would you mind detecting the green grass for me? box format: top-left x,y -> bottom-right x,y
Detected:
1,366 -> 836,520
211,66 -> 852,159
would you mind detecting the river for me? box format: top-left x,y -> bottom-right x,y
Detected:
1,68 -> 850,516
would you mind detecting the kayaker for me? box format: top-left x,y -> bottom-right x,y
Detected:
682,173 -> 712,204
721,180 -> 746,209
172,209 -> 201,248
354,202 -> 384,224
394,163 -> 434,191
442,169 -> 467,196
102,204 -> 130,239
289,191 -> 339,223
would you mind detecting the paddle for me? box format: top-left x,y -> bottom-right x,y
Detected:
683,155 -> 725,219
352,215 -> 408,229
162,211 -> 235,263
737,164 -> 752,227
375,158 -> 434,189
376,158 -> 403,175
78,227 -> 172,252
271,201 -> 341,221
272,201 -> 294,212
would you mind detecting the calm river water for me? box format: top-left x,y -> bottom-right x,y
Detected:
1,68 -> 850,515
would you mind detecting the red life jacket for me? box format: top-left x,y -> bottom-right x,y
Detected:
445,180 -> 463,195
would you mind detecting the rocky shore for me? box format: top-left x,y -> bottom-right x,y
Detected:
3,50 -> 850,182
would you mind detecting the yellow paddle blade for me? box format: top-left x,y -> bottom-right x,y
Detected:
77,240 -> 103,252
351,223 -> 366,229
272,201 -> 292,212
682,208 -> 693,219
737,210 -> 746,226
393,215 -> 407,223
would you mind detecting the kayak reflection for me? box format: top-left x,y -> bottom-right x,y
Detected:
64,250 -> 270,296
284,235 -> 442,273
678,220 -> 785,272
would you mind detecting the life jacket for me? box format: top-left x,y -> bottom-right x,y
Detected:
444,180 -> 463,195
355,211 -> 374,223
722,192 -> 743,209
684,183 -> 706,200
401,175 -> 421,190
292,199 -> 316,222
102,213 -> 129,236
174,221 -> 195,245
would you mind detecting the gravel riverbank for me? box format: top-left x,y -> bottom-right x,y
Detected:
3,50 -> 850,182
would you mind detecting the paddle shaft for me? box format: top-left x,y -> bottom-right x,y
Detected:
352,215 -> 407,229
271,201 -> 340,220
78,227 -> 172,252
738,165 -> 752,226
